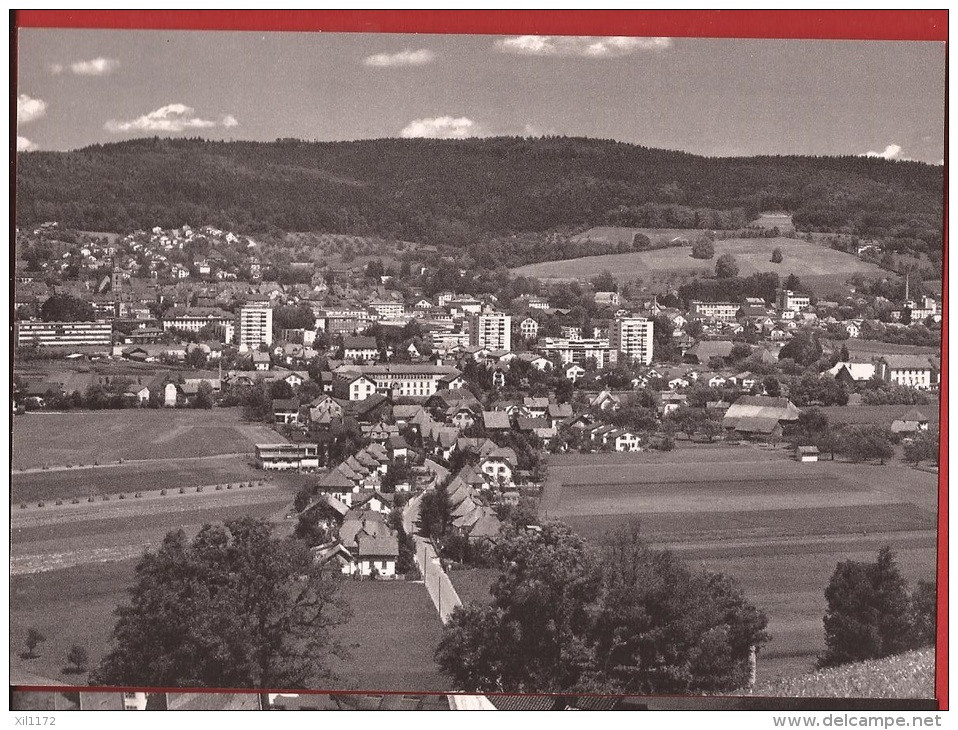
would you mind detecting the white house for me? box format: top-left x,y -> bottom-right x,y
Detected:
565,364 -> 586,382
612,430 -> 641,452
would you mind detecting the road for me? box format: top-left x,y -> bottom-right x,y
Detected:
403,492 -> 463,623
402,491 -> 496,709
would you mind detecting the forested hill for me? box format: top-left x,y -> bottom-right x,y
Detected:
16,136 -> 943,246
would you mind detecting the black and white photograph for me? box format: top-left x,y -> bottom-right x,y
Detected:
10,11 -> 946,713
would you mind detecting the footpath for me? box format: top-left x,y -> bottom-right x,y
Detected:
402,493 -> 497,711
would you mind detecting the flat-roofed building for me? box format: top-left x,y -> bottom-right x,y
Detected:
778,290 -> 811,312
255,443 -> 320,471
316,308 -> 372,335
689,301 -> 739,321
237,303 -> 273,349
469,312 -> 512,352
538,337 -> 611,369
609,316 -> 654,365
368,301 -> 406,320
15,319 -> 112,349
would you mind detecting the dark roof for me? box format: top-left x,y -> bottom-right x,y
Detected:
881,354 -> 933,370
272,398 -> 300,410
343,335 -> 377,349
482,410 -> 512,429
728,416 -> 782,434
516,417 -> 551,431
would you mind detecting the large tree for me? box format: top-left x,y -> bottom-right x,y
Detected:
691,239 -> 715,260
839,424 -> 894,465
778,332 -> 823,367
93,517 -> 350,689
715,253 -> 739,279
435,523 -> 768,694
819,547 -> 915,668
39,294 -> 96,322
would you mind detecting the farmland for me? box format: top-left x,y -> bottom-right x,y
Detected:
511,234 -> 884,295
11,455 -> 267,504
12,408 -> 285,470
519,447 -> 938,685
11,562 -> 449,692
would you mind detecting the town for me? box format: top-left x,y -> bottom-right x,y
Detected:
11,212 -> 941,704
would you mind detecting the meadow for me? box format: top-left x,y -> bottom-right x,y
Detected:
12,408 -> 284,470
11,456 -> 265,503
11,564 -> 449,692
484,447 -> 939,686
512,233 -> 884,296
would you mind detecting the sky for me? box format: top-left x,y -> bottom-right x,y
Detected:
15,30 -> 946,164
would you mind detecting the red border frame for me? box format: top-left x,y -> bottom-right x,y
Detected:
13,10 -> 949,41
11,9 -> 949,710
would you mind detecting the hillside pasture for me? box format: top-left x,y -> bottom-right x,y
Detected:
752,213 -> 796,232
12,408 -> 285,470
840,339 -> 942,358
511,235 -> 884,284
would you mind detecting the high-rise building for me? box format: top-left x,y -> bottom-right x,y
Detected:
609,316 -> 654,365
469,312 -> 512,352
237,303 -> 273,350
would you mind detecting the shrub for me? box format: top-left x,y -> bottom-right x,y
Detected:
179,487 -> 186,494
55,499 -> 63,506
38,501 -> 45,507
20,502 -> 27,509
160,489 -> 167,496
119,494 -> 126,500
215,485 -> 223,491
196,486 -> 203,492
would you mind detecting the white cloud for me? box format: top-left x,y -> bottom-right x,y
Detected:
105,104 -> 238,133
364,49 -> 436,67
53,57 -> 120,76
17,136 -> 37,152
495,35 -> 672,57
400,116 -> 482,139
18,94 -> 47,125
864,143 -> 903,160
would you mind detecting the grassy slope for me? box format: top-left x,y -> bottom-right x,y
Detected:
756,649 -> 934,699
511,235 -> 883,281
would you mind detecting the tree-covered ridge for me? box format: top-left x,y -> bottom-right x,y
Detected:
17,136 -> 943,248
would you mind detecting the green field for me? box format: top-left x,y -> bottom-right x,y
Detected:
541,449 -> 939,685
11,456 -> 265,503
12,408 -> 285,470
11,564 -> 449,692
328,581 -> 450,691
512,235 -> 883,286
